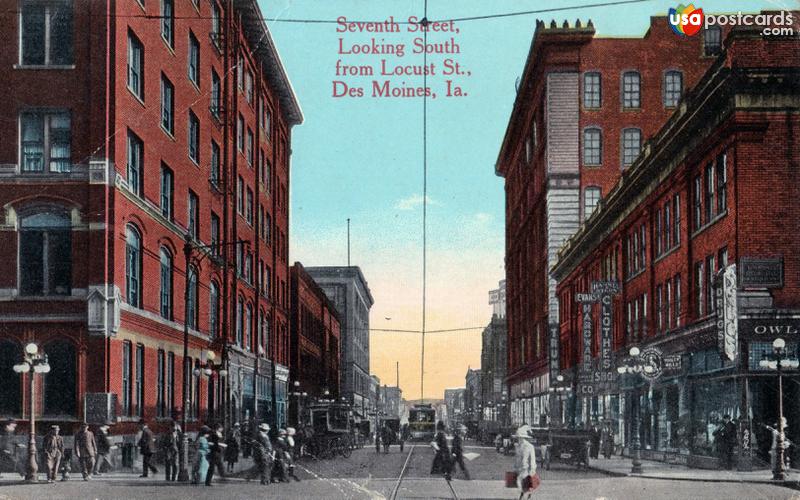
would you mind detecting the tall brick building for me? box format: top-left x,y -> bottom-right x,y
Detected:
289,262 -> 341,424
495,17 -> 724,425
0,0 -> 301,434
552,31 -> 799,466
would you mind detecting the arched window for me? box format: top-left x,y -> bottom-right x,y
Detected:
19,209 -> 71,296
209,281 -> 219,338
236,296 -> 244,347
186,266 -> 198,330
621,128 -> 642,167
125,225 -> 142,307
258,309 -> 265,355
663,70 -> 683,107
159,247 -> 173,319
245,303 -> 252,351
44,340 -> 76,417
0,342 -> 22,416
622,71 -> 641,109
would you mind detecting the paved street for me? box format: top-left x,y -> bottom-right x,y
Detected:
0,442 -> 798,499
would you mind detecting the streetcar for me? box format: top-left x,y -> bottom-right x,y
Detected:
306,402 -> 354,459
408,404 -> 436,440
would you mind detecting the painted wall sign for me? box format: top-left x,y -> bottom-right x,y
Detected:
739,257 -> 783,288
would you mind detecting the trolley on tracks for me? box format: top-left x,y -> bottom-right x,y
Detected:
306,402 -> 355,459
408,404 -> 436,441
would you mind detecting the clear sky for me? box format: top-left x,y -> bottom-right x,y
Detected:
260,0 -> 789,400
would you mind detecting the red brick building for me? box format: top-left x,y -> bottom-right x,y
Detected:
552,31 -> 799,466
289,262 -> 341,423
0,0 -> 301,435
496,17 -> 724,425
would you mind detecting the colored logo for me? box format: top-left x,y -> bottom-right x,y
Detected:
668,4 -> 704,36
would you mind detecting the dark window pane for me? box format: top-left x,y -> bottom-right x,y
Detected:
50,2 -> 73,65
44,341 -> 76,416
49,229 -> 72,295
0,343 -> 22,415
22,3 -> 46,65
20,231 -> 44,295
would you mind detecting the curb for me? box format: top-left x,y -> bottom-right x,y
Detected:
586,465 -> 800,490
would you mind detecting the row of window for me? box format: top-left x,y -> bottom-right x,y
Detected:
693,153 -> 728,232
582,127 -> 642,167
654,274 -> 683,335
582,70 -> 683,110
694,247 -> 729,319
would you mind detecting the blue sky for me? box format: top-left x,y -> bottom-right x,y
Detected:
260,0 -> 788,399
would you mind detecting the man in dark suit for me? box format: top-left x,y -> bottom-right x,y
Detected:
137,420 -> 158,477
714,414 -> 738,470
74,423 -> 97,480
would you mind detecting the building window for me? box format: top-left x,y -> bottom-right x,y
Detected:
666,279 -> 673,330
127,32 -> 144,99
621,128 -> 641,167
245,70 -> 254,103
20,111 -> 71,173
716,153 -> 727,213
245,303 -> 253,350
237,55 -> 244,90
583,72 -> 601,108
704,163 -> 715,222
188,31 -> 200,86
135,344 -> 144,417
210,212 -> 220,256
263,107 -> 272,141
719,247 -> 728,269
703,26 -> 722,56
664,71 -> 683,107
160,248 -> 173,319
127,130 -> 143,196
656,285 -> 663,333
209,281 -> 219,338
160,164 -> 173,220
675,274 -> 682,326
694,261 -> 704,317
247,128 -> 254,165
245,252 -> 253,284
157,350 -> 165,418
639,224 -> 646,270
583,127 -> 602,165
188,190 -> 199,240
187,266 -> 198,330
21,0 -> 73,66
161,74 -> 174,134
125,225 -> 142,308
246,187 -> 254,225
706,255 -> 716,314
161,0 -> 174,47
583,187 -> 601,220
211,70 -> 221,118
0,343 -> 22,416
663,200 -> 671,251
673,193 -> 681,245
236,296 -> 244,346
188,111 -> 199,163
122,341 -> 132,416
210,2 -> 222,47
19,210 -> 72,296
210,140 -> 220,185
693,176 -> 702,230
167,352 -> 175,417
237,176 -> 244,215
237,115 -> 245,152
622,71 -> 640,109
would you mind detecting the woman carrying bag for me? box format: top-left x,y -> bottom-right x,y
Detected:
512,425 -> 540,499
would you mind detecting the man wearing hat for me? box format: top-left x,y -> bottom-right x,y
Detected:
451,424 -> 471,480
713,414 -> 737,470
74,422 -> 97,480
93,425 -> 112,476
137,420 -> 158,477
0,419 -> 20,479
514,425 -> 538,498
160,421 -> 180,481
43,425 -> 64,483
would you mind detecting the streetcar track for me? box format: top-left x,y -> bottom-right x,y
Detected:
389,444 -> 460,500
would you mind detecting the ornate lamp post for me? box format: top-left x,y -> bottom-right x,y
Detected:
617,346 -> 655,474
194,350 -> 228,421
289,381 -> 308,426
548,374 -> 573,427
13,342 -> 50,482
759,337 -> 799,481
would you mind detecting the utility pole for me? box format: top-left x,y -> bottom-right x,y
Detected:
396,361 -> 399,388
347,218 -> 351,267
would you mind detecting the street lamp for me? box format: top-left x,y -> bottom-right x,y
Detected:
194,350 -> 228,421
617,346 -> 655,474
759,338 -> 799,481
289,381 -> 308,426
548,375 -> 573,427
13,342 -> 50,482
178,234 -> 248,482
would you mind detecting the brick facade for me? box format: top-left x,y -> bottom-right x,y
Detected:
0,0 -> 301,435
551,31 -> 799,462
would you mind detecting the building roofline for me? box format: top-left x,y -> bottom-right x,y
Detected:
236,0 -> 303,126
291,262 -> 342,323
304,266 -> 375,307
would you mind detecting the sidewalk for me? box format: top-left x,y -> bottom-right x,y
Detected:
586,455 -> 800,489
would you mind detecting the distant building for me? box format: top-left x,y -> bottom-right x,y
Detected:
465,369 -> 482,432
481,316 -> 508,429
289,263 -> 341,424
382,385 -> 402,419
443,388 -> 466,429
306,266 -> 374,418
489,279 -> 507,319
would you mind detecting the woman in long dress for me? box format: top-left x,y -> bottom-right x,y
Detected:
193,426 -> 211,485
514,425 -> 538,499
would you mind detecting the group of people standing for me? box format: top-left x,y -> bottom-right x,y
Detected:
429,422 -> 471,481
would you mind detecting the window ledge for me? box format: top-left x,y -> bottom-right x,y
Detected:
582,163 -> 602,169
161,36 -> 176,55
691,210 -> 728,239
625,268 -> 646,283
622,107 -> 641,112
189,79 -> 200,93
14,64 -> 75,70
127,88 -> 146,108
653,244 -> 681,265
161,126 -> 176,141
